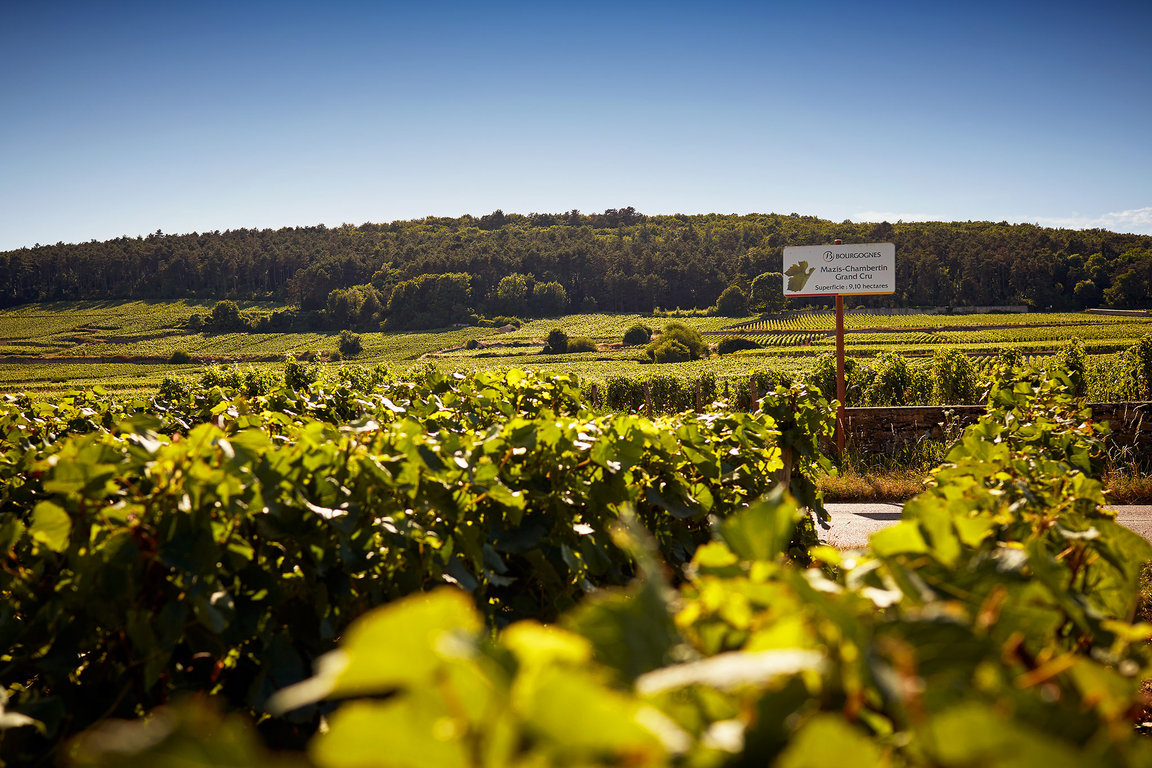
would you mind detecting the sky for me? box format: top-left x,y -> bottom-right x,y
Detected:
2,0 -> 1150,251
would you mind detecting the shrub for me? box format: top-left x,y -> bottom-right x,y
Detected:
464,338 -> 480,350
652,338 -> 692,363
209,300 -> 243,331
157,374 -> 191,400
566,336 -> 597,353
543,328 -> 568,354
932,348 -> 979,403
864,351 -> 913,406
1055,338 -> 1087,396
284,358 -> 320,390
622,324 -> 652,346
1121,334 -> 1152,399
806,351 -> 861,405
168,349 -> 192,364
338,330 -> 363,357
647,323 -> 706,361
717,336 -> 762,355
186,314 -> 205,331
199,364 -> 243,390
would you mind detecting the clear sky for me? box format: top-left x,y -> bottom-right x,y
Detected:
2,0 -> 1150,251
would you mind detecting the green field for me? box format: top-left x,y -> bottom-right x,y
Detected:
1,301 -> 1150,395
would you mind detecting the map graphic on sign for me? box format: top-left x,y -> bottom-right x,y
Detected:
783,243 -> 896,297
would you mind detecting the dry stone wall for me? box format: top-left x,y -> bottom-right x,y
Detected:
842,402 -> 1152,456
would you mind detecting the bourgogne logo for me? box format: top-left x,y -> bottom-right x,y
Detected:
785,260 -> 815,292
822,250 -> 835,263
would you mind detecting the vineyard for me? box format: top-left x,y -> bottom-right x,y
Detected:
1,359 -> 1152,765
3,302 -> 1152,398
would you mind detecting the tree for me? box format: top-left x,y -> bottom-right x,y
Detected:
493,273 -> 530,315
531,281 -> 568,316
386,273 -> 472,330
1073,279 -> 1100,308
750,272 -> 786,313
327,288 -> 366,329
713,285 -> 749,316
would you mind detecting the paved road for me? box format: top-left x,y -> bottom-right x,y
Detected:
823,503 -> 1152,549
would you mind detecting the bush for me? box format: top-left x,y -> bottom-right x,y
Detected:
622,324 -> 652,346
932,348 -> 979,403
647,323 -> 707,361
168,349 -> 192,364
1121,334 -> 1152,399
338,330 -> 363,357
543,328 -> 568,354
717,336 -> 762,355
651,338 -> 692,363
864,351 -> 912,406
566,336 -> 597,353
1055,338 -> 1087,396
209,300 -> 243,331
806,351 -> 866,406
464,338 -> 480,350
284,358 -> 320,390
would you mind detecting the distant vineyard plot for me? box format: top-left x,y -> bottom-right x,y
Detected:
1,301 -> 1150,395
711,311 -> 1152,357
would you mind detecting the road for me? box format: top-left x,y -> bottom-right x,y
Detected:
823,503 -> 1152,549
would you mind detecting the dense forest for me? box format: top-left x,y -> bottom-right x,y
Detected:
3,209 -> 1151,328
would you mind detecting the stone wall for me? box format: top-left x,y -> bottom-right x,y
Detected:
842,402 -> 1152,456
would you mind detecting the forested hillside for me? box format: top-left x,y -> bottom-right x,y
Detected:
4,209 -> 1151,326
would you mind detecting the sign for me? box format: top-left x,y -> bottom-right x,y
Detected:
782,242 -> 896,297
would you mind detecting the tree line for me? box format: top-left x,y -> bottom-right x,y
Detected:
2,208 -> 1150,329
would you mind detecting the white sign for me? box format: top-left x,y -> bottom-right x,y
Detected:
782,242 -> 896,296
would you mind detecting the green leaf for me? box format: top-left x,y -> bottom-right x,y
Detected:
515,666 -> 667,757
922,702 -> 1085,768
0,517 -> 26,553
192,589 -> 235,634
30,501 -> 71,552
717,488 -> 798,562
774,714 -> 885,768
269,588 -> 481,713
42,458 -> 116,496
69,697 -> 292,767
869,520 -> 928,558
563,574 -> 681,683
635,649 -> 825,694
311,696 -> 471,768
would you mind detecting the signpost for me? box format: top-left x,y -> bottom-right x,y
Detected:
783,241 -> 896,455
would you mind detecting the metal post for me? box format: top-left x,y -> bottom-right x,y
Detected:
834,239 -> 846,457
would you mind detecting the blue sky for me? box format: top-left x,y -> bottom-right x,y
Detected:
2,0 -> 1150,251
